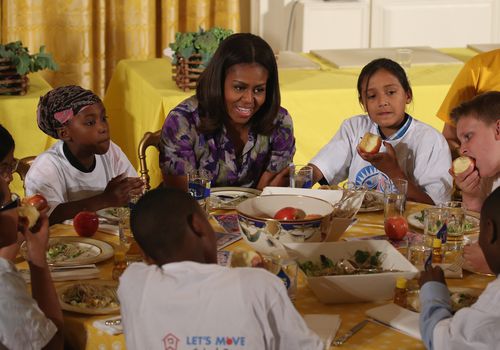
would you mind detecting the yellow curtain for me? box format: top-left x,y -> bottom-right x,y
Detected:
0,0 -> 240,97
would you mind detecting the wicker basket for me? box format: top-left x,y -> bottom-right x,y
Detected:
171,54 -> 204,91
0,58 -> 28,95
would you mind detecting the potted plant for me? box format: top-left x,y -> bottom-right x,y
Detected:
0,41 -> 58,95
169,27 -> 233,91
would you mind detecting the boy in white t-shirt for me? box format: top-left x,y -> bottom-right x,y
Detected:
310,58 -> 452,205
25,85 -> 144,224
118,188 -> 324,350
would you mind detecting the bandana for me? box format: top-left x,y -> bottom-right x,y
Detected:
37,85 -> 102,139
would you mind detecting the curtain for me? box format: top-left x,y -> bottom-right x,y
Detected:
0,0 -> 240,97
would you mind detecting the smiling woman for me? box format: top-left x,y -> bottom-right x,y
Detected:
160,33 -> 295,191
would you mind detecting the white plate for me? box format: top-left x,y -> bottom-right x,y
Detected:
407,286 -> 482,313
210,187 -> 261,210
21,236 -> 114,267
57,280 -> 120,315
407,210 -> 480,234
96,207 -> 122,222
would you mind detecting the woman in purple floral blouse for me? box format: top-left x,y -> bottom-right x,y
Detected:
159,33 -> 296,190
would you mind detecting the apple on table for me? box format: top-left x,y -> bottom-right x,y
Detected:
73,211 -> 99,237
384,216 -> 408,241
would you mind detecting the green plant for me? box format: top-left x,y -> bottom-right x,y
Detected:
169,27 -> 233,68
0,41 -> 58,75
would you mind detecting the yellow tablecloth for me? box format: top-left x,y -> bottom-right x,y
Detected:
15,201 -> 492,350
0,73 -> 54,195
104,49 -> 478,189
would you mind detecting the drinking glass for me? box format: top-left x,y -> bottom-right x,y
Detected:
407,234 -> 431,271
116,208 -> 142,261
289,164 -> 313,188
397,48 -> 412,71
383,179 -> 408,217
187,170 -> 211,211
423,207 -> 465,255
264,252 -> 299,301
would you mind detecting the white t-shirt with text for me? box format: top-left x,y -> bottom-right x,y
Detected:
118,261 -> 324,350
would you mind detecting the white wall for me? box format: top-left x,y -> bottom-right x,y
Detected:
252,0 -> 500,52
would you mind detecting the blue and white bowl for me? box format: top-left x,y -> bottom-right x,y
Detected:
236,195 -> 334,255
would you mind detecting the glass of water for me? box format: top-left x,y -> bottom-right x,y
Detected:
187,169 -> 211,211
407,234 -> 431,271
289,164 -> 313,188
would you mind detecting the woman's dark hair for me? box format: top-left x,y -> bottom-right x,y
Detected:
0,124 -> 14,161
196,33 -> 280,135
356,58 -> 413,105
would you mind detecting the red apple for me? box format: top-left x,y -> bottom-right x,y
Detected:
359,132 -> 382,154
452,156 -> 475,175
73,211 -> 99,237
23,194 -> 48,211
17,205 -> 40,229
274,207 -> 306,221
384,216 -> 408,240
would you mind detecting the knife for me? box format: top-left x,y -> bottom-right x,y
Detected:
332,319 -> 369,346
50,264 -> 97,271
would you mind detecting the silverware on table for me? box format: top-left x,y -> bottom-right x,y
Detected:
332,319 -> 369,346
49,264 -> 97,271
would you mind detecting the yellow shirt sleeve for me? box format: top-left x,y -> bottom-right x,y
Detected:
436,49 -> 500,125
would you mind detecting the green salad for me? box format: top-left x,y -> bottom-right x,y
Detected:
299,250 -> 385,277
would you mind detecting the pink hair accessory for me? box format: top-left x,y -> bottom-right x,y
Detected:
54,108 -> 74,124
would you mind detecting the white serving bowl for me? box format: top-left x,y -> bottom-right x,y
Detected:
236,195 -> 334,256
286,240 -> 419,304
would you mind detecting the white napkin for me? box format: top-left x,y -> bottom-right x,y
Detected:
20,265 -> 100,282
435,263 -> 463,279
63,219 -> 119,236
365,303 -> 421,340
262,187 -> 343,205
93,316 -> 123,335
326,218 -> 358,242
303,314 -> 341,348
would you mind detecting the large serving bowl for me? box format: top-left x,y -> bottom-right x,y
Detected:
236,195 -> 334,255
286,240 -> 419,304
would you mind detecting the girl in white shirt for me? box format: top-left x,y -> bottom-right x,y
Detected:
310,58 -> 452,205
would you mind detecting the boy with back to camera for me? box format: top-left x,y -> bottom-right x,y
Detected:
25,85 -> 144,224
419,187 -> 500,350
118,187 -> 324,350
448,91 -> 500,274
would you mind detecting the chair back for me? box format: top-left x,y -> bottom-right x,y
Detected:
137,130 -> 161,190
14,156 -> 36,193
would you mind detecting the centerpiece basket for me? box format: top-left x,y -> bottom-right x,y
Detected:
0,58 -> 28,95
169,27 -> 233,91
0,41 -> 58,95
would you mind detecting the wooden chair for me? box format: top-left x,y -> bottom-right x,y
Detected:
137,130 -> 161,190
14,156 -> 36,192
